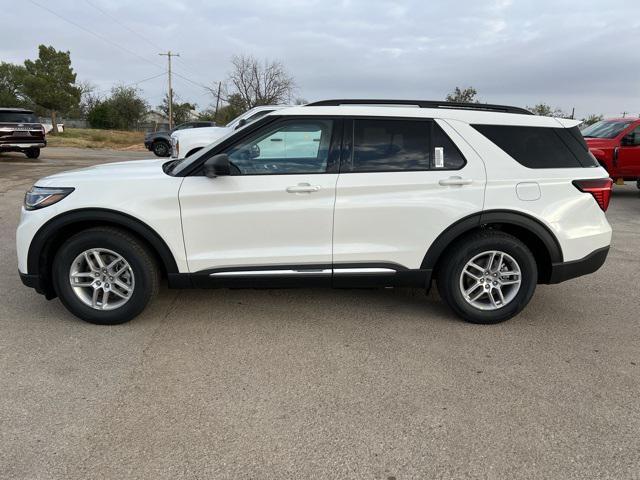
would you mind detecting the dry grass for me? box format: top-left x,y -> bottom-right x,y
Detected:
46,128 -> 146,151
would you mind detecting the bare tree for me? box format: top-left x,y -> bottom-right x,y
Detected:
227,54 -> 295,108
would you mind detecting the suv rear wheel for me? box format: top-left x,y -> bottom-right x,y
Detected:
25,148 -> 40,159
52,227 -> 160,325
437,231 -> 537,324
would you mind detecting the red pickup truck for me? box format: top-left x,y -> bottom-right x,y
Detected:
582,118 -> 640,188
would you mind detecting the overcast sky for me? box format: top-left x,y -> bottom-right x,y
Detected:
2,0 -> 639,118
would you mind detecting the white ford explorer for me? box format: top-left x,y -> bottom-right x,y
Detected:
170,105 -> 290,159
17,99 -> 613,325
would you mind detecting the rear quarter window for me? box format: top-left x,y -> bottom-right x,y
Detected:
472,124 -> 597,168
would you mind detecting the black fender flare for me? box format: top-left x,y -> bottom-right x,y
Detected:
420,209 -> 563,270
27,208 -> 180,276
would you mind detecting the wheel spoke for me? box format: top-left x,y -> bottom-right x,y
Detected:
496,252 -> 505,272
495,287 -> 506,305
84,252 -> 98,271
106,256 -> 122,271
101,289 -> 110,308
488,289 -> 498,308
91,288 -> 100,308
114,279 -> 132,293
92,250 -> 106,268
469,287 -> 486,302
500,278 -> 521,285
468,261 -> 485,273
463,268 -> 481,281
465,282 -> 482,297
487,251 -> 496,271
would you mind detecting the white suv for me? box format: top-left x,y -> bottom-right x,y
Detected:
17,99 -> 613,325
170,105 -> 290,159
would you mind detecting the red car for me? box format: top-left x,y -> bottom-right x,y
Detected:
583,118 -> 640,188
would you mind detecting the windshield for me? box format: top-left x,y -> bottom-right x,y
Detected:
581,120 -> 632,139
0,111 -> 39,123
170,127 -> 239,175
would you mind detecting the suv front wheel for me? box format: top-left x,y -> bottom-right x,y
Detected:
437,231 -> 537,324
52,227 -> 160,325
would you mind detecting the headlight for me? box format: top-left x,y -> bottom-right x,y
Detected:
24,186 -> 74,210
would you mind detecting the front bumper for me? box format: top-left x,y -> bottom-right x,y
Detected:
548,246 -> 609,284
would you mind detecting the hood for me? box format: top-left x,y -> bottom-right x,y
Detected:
36,158 -> 168,186
173,126 -> 230,141
584,137 -> 615,148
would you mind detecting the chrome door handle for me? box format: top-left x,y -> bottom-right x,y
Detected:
286,183 -> 321,193
439,176 -> 473,186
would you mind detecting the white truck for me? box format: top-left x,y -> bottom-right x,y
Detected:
171,105 -> 290,158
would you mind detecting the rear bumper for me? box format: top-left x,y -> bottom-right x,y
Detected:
1,142 -> 46,150
548,246 -> 609,284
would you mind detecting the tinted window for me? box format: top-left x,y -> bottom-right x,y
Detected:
473,124 -> 595,168
350,119 -> 430,172
0,111 -> 38,123
432,123 -> 466,169
226,119 -> 333,175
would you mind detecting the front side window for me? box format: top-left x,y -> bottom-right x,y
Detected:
226,119 -> 333,175
349,119 -> 430,172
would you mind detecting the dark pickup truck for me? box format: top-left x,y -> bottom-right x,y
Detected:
144,121 -> 215,157
0,108 -> 46,159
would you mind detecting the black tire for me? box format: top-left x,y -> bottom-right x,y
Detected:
152,140 -> 170,157
52,227 -> 160,325
437,230 -> 537,324
25,148 -> 40,159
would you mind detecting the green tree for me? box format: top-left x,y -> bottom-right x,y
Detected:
22,45 -> 81,133
0,62 -> 29,108
527,103 -> 569,118
581,114 -> 603,126
446,86 -> 479,103
87,85 -> 148,130
213,93 -> 248,125
158,93 -> 196,126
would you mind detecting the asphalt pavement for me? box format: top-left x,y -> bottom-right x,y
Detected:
1,147 -> 639,479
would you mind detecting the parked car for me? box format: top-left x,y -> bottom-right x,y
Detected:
0,108 -> 46,159
582,118 -> 640,188
18,99 -> 612,325
170,105 -> 290,159
144,121 -> 215,157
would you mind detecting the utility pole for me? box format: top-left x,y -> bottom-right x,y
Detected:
158,51 -> 180,129
214,81 -> 222,119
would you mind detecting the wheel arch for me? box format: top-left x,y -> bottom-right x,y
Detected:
28,208 -> 180,297
422,210 -> 563,284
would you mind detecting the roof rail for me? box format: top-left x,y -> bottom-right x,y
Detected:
305,99 -> 532,115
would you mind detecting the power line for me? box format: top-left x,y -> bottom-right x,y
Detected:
159,51 -> 179,129
84,0 -> 164,52
28,0 -> 164,71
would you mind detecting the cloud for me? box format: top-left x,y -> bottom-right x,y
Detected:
2,0 -> 639,117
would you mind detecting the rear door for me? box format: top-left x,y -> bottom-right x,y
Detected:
332,117 -> 486,273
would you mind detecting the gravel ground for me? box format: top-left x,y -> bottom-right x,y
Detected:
1,147 -> 639,479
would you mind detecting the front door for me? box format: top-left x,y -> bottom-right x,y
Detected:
179,117 -> 341,281
618,125 -> 640,176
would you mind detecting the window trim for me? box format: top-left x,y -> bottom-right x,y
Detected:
338,116 -> 468,174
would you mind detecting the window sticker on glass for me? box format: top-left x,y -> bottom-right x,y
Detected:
434,147 -> 444,168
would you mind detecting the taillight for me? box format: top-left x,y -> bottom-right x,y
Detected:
573,178 -> 613,212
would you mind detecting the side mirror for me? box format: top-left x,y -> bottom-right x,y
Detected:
203,154 -> 231,178
234,118 -> 247,130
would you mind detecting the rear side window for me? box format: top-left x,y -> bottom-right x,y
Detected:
351,119 -> 430,172
472,124 -> 596,168
346,119 -> 466,172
